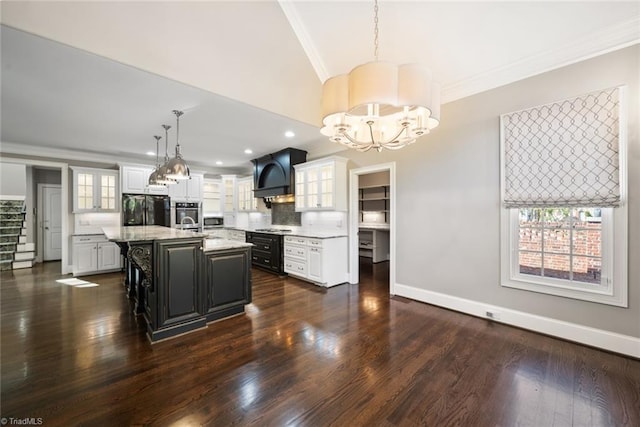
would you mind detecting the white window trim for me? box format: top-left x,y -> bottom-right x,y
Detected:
500,86 -> 628,307
500,206 -> 627,307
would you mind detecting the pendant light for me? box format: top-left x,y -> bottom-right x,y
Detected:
164,110 -> 191,180
156,124 -> 177,185
147,135 -> 165,188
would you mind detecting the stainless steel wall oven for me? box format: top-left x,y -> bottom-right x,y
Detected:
174,202 -> 200,229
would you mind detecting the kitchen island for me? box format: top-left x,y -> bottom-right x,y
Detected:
103,226 -> 252,342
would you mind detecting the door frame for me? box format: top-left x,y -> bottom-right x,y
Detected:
2,158 -> 70,273
37,183 -> 62,262
348,162 -> 396,294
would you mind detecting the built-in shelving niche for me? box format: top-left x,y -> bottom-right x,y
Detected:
358,172 -> 390,263
359,184 -> 390,224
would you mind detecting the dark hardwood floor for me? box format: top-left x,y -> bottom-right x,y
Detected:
2,259 -> 639,426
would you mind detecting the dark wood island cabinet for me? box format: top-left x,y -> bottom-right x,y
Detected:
202,246 -> 251,322
103,226 -> 252,342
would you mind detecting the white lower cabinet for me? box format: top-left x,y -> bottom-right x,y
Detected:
284,235 -> 347,287
73,235 -> 122,276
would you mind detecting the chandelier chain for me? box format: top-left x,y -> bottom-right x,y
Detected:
373,0 -> 379,61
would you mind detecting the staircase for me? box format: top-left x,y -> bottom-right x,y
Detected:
0,197 -> 35,271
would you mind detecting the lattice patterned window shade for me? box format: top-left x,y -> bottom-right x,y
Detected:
501,87 -> 621,208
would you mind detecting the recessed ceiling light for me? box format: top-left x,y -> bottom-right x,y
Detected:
285,131 -> 295,138
215,161 -> 223,166
244,149 -> 253,154
146,151 -> 155,156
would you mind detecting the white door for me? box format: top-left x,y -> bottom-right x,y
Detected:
43,185 -> 62,261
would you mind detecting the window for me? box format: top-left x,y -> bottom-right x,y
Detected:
518,208 -> 602,284
500,87 -> 627,307
502,206 -> 626,306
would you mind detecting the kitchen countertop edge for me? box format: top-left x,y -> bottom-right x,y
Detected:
219,227 -> 348,239
102,225 -> 208,242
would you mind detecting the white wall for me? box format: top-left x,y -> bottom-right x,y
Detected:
0,162 -> 27,195
338,45 -> 639,339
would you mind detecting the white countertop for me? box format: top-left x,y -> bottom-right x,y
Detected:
102,225 -> 207,242
359,224 -> 390,230
203,238 -> 253,252
223,226 -> 348,239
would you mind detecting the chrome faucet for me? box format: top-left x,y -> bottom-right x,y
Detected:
180,216 -> 195,227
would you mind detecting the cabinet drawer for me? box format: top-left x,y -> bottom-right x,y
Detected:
308,239 -> 322,247
253,242 -> 272,252
284,259 -> 306,276
284,244 -> 306,259
251,253 -> 273,267
285,236 -> 307,245
73,235 -> 108,244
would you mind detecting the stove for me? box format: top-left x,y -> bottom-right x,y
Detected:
254,228 -> 292,233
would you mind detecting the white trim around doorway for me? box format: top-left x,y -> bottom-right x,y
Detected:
348,162 -> 396,294
0,157 -> 70,274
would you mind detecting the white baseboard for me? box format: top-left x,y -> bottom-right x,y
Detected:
394,283 -> 640,359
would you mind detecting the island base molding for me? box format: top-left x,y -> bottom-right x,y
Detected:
147,317 -> 208,343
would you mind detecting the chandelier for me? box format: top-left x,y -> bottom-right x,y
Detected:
320,0 -> 440,152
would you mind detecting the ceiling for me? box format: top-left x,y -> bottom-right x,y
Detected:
1,1 -> 638,175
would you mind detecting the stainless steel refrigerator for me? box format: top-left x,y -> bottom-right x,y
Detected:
122,194 -> 171,227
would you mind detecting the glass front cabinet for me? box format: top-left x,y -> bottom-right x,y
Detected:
71,167 -> 119,213
294,157 -> 347,211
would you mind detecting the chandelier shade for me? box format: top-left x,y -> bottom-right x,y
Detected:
320,0 -> 440,152
320,62 -> 440,152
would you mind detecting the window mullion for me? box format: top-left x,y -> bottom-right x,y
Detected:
569,209 -> 574,282
541,211 -> 545,277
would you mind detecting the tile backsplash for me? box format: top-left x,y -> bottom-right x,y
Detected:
301,211 -> 347,232
271,202 -> 301,226
74,212 -> 120,234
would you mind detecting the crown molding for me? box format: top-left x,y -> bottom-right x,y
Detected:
0,141 -> 129,166
282,5 -> 639,104
278,0 -> 328,83
442,17 -> 640,104
0,141 -> 248,175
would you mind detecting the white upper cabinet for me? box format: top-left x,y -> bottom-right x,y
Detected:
71,167 -> 119,213
221,175 -> 237,213
120,165 -> 168,195
202,179 -> 222,214
237,176 -> 254,211
167,173 -> 203,202
294,156 -> 348,211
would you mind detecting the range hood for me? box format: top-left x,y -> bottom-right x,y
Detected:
252,148 -> 307,198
